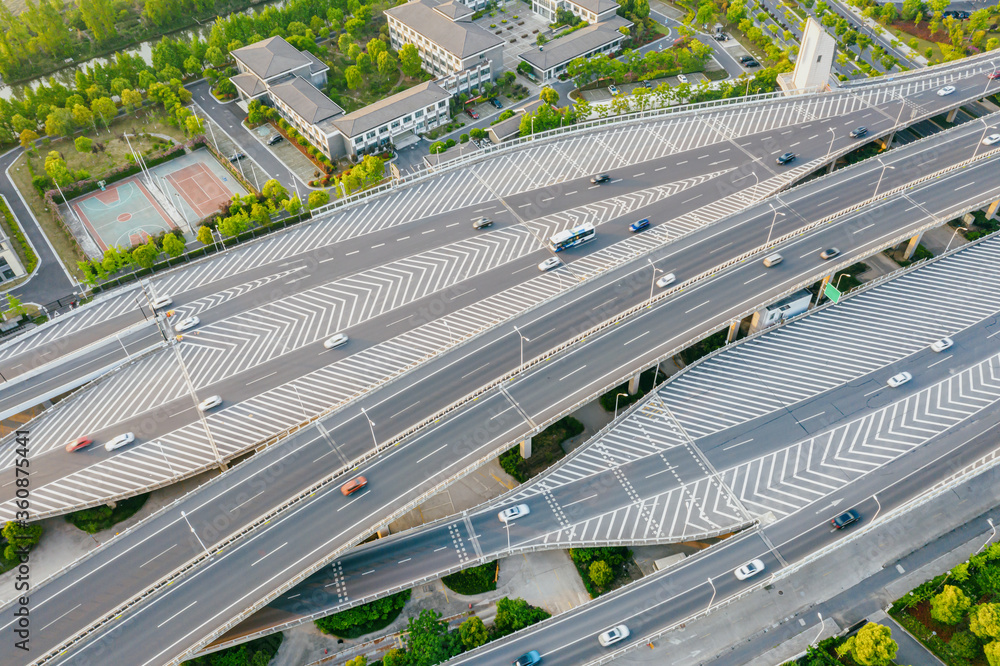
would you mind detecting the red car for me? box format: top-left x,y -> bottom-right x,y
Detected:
990,71 -> 1000,80
466,108 -> 479,119
65,436 -> 92,453
341,476 -> 367,496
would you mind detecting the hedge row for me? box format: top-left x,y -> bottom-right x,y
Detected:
314,589 -> 411,638
442,561 -> 498,595
0,196 -> 38,275
65,493 -> 150,533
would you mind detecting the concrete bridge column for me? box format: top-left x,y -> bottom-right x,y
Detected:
726,320 -> 740,343
627,371 -> 641,395
814,274 -> 831,307
946,108 -> 958,123
986,199 -> 1000,219
902,231 -> 924,261
519,437 -> 532,459
877,132 -> 894,150
826,160 -> 836,174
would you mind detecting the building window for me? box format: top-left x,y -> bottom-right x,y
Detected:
415,110 -> 423,118
404,115 -> 412,123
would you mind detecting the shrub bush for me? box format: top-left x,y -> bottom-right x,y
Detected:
182,633 -> 283,665
65,493 -> 150,533
441,561 -> 498,595
314,590 -> 411,638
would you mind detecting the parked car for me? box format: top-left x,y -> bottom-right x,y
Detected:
598,624 -> 630,647
105,432 -> 135,452
324,333 -> 349,349
198,395 -> 222,411
642,80 -> 653,88
983,133 -> 1000,146
930,337 -> 954,352
744,59 -> 760,67
65,436 -> 92,453
739,55 -> 755,63
608,84 -> 620,95
937,85 -> 956,96
174,316 -> 200,332
466,108 -> 480,119
849,127 -> 868,138
629,218 -> 650,232
831,509 -> 861,529
229,152 -> 246,162
735,559 -> 765,580
150,295 -> 173,309
266,134 -> 284,145
590,173 -> 612,184
498,504 -> 530,522
341,476 -> 367,496
677,74 -> 688,84
538,257 -> 561,272
513,651 -> 541,666
656,273 -> 677,288
819,248 -> 840,260
776,152 -> 796,165
491,98 -> 503,109
887,371 -> 913,388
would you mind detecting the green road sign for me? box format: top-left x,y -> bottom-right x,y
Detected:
824,282 -> 842,304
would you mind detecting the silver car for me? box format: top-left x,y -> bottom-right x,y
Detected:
498,504 -> 530,522
887,371 -> 913,388
175,316 -> 200,332
598,624 -> 630,646
734,559 -> 765,580
538,257 -> 561,272
324,333 -> 349,349
104,432 -> 135,452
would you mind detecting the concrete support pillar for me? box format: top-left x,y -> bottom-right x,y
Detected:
377,526 -> 391,539
826,160 -> 836,174
814,274 -> 831,307
877,131 -> 895,150
946,108 -> 958,123
986,199 -> 1000,219
902,231 -> 924,261
726,320 -> 739,343
627,371 -> 641,395
519,437 -> 532,459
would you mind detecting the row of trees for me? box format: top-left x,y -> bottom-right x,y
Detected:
566,41 -> 715,88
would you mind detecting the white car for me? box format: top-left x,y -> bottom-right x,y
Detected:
104,432 -> 135,452
937,85 -> 956,96
930,337 -> 954,352
983,133 -> 1000,146
677,74 -> 688,84
175,316 -> 200,332
735,559 -> 765,580
538,257 -> 561,272
324,333 -> 349,349
598,624 -> 630,647
656,273 -> 677,288
498,504 -> 530,522
198,395 -> 222,411
150,295 -> 173,309
887,371 -> 913,388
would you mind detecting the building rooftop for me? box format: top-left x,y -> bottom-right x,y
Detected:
565,0 -> 619,16
269,77 -> 344,125
231,72 -> 269,98
764,288 -> 813,311
433,0 -> 473,20
231,36 -> 329,80
519,15 -> 631,71
332,80 -> 451,138
386,0 -> 504,59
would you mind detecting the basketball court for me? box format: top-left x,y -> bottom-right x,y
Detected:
64,148 -> 248,253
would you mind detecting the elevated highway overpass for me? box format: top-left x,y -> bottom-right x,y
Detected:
4,58 -> 1000,521
7,116 -> 1000,664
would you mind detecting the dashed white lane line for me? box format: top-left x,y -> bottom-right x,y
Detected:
251,542 -> 287,567
140,545 -> 177,569
158,601 -> 197,628
722,438 -> 754,451
624,331 -> 650,346
559,365 -> 587,381
40,604 -> 81,633
685,300 -> 710,313
247,372 -> 277,385
346,250 -> 359,256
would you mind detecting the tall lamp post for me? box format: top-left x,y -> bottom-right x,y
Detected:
513,325 -> 529,367
943,226 -> 968,254
648,259 -> 662,302
873,160 -> 895,198
766,204 -> 785,245
613,392 -> 629,419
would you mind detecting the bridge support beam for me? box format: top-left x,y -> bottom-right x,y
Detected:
377,525 -> 391,539
519,437 -> 532,459
946,108 -> 958,123
726,320 -> 739,343
627,371 -> 641,395
877,132 -> 894,150
902,231 -> 924,261
814,274 -> 831,307
987,199 -> 1000,219
826,160 -> 835,174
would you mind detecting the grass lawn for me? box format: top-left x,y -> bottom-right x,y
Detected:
10,110 -> 188,278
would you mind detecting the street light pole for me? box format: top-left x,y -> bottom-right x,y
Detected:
706,577 -> 717,611
766,204 -> 785,245
873,160 -> 895,198
648,259 -> 661,302
513,325 -> 529,367
361,407 -> 377,449
944,226 -> 968,254
826,127 -> 836,159
971,121 -> 997,161
614,392 -> 629,419
181,510 -> 210,558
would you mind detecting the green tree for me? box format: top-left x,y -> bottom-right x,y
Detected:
931,585 -> 971,624
44,151 -> 74,187
131,240 -> 160,269
196,225 -> 214,245
348,43 -> 362,61
162,233 -> 185,257
367,37 -> 387,59
493,597 -> 551,637
18,129 -> 37,150
72,103 -> 95,131
429,141 -> 446,154
2,521 -> 43,563
400,43 -> 423,77
185,115 -> 204,135
78,0 -> 117,43
842,622 -> 897,666
338,33 -> 353,53
91,96 -> 117,129
307,189 -> 330,209
378,51 -> 397,77
262,179 -> 289,204
74,136 -> 93,153
345,657 -> 367,666
972,603 -> 1000,640
880,3 -> 897,22
987,641 -> 1000,666
405,609 -> 459,666
45,108 -> 74,137
283,195 -> 303,215
356,52 -> 372,74
345,17 -> 365,37
249,202 -> 270,226
121,89 -> 143,114
459,616 -> 488,650
540,86 -> 559,106
589,560 -> 613,588
345,65 -> 362,90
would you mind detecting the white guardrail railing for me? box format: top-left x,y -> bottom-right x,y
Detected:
25,138 -> 1000,664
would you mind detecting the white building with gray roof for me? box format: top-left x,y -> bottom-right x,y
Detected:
532,0 -> 620,23
385,0 -> 504,94
519,14 -> 631,82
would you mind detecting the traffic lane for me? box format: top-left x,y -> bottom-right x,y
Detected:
451,531 -> 770,665
59,393 -> 533,665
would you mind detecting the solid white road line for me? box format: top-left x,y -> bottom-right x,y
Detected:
722,438 -> 754,451
157,601 -> 197,628
250,542 -> 287,567
140,545 -> 177,568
